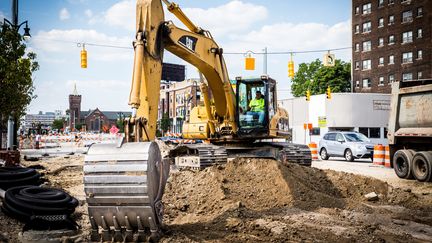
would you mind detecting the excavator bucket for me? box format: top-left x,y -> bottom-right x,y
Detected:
83,142 -> 169,241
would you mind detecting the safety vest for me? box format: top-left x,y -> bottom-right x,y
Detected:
249,98 -> 264,112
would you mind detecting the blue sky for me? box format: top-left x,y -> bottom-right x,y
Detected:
0,0 -> 351,114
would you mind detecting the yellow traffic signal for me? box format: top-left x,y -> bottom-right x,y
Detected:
288,60 -> 294,78
306,90 -> 311,101
81,49 -> 87,68
245,53 -> 255,70
326,86 -> 332,99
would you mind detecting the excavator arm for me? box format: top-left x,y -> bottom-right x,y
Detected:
128,0 -> 236,142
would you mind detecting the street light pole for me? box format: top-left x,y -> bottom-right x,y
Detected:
4,0 -> 31,150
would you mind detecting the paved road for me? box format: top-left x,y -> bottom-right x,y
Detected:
313,157 -> 432,194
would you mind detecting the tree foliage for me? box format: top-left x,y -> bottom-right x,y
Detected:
52,118 -> 65,130
0,24 -> 39,127
291,59 -> 351,97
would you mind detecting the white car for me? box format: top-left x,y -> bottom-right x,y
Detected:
318,132 -> 374,161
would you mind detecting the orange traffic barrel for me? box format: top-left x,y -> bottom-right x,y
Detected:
308,142 -> 319,160
384,146 -> 391,168
373,145 -> 385,166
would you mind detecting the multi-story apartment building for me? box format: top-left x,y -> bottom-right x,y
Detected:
158,79 -> 200,133
352,0 -> 431,93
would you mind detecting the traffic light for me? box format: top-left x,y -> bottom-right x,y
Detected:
306,90 -> 311,101
245,53 -> 255,70
288,60 -> 294,78
81,48 -> 87,68
326,86 -> 332,99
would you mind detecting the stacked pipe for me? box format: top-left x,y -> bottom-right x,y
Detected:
0,166 -> 79,231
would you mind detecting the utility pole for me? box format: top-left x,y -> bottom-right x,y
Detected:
4,0 -> 31,150
263,47 -> 268,75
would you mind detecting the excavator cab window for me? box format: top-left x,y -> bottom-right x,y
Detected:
237,80 -> 268,128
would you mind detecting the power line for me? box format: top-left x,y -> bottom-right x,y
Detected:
32,37 -> 352,54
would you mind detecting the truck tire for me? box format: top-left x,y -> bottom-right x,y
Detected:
412,151 -> 432,182
393,149 -> 414,179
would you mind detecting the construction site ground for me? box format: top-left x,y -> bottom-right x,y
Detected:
1,153 -> 432,242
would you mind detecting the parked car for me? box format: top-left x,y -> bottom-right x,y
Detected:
318,131 -> 374,161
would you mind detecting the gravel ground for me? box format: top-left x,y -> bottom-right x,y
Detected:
1,153 -> 431,242
313,158 -> 432,195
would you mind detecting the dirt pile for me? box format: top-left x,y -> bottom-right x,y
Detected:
162,158 -> 432,242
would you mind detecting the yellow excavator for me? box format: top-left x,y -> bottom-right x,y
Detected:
83,0 -> 311,241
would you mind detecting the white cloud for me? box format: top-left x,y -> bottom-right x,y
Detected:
0,11 -> 5,24
32,29 -> 133,61
178,1 -> 267,38
59,8 -> 71,20
103,0 -> 135,31
93,0 -> 267,37
85,9 -> 93,18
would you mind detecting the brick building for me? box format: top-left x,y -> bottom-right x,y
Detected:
352,0 -> 431,93
158,79 -> 200,133
68,83 -> 81,129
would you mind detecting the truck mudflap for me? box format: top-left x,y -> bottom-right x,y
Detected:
83,142 -> 169,242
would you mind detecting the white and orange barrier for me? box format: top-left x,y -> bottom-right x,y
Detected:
373,145 -> 385,166
384,146 -> 391,168
308,142 -> 319,160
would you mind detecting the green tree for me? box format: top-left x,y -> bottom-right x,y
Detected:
0,24 -> 39,129
159,113 -> 171,134
52,118 -> 65,130
291,59 -> 351,97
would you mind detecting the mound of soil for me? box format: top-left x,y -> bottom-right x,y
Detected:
162,158 -> 432,242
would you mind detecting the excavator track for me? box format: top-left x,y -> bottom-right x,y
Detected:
83,142 -> 169,242
274,143 -> 313,167
170,144 -> 228,169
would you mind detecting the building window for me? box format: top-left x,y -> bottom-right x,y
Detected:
378,0 -> 384,7
418,71 -> 423,79
388,15 -> 394,25
389,55 -> 394,64
362,59 -> 371,70
369,128 -> 381,139
378,18 -> 384,27
402,10 -> 413,23
356,80 -> 360,88
363,3 -> 371,14
379,76 -> 385,86
379,57 -> 384,65
355,6 -> 360,15
418,28 -> 423,38
388,35 -> 395,45
355,61 -> 360,69
402,52 -> 413,63
417,50 -> 423,59
402,73 -> 413,81
355,43 -> 360,52
363,21 -> 371,33
362,41 -> 371,52
362,78 -> 371,88
355,25 -> 360,33
389,74 -> 395,83
417,7 -> 423,17
378,37 -> 384,46
402,31 -> 413,43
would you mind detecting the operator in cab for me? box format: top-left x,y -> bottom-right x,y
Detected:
247,90 -> 265,124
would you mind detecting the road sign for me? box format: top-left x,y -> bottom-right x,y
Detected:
318,116 -> 327,127
110,125 -> 119,134
323,53 -> 335,67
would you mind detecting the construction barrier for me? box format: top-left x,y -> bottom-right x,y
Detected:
308,142 -> 319,160
384,146 -> 391,168
373,145 -> 385,166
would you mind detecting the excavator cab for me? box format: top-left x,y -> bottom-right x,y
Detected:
235,76 -> 277,138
